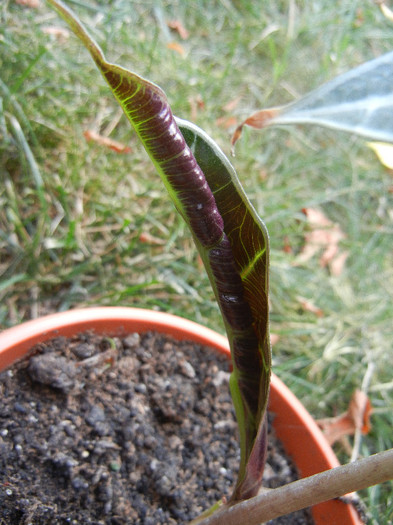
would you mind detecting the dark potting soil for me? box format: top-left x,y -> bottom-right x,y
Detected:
0,330 -> 314,525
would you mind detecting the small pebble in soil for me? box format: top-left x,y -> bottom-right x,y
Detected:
28,354 -> 77,393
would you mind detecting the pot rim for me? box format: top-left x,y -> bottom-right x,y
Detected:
0,306 -> 362,524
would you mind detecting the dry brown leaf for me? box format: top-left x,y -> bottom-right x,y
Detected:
296,207 -> 347,274
297,296 -> 324,317
42,26 -> 70,42
282,235 -> 293,254
222,96 -> 242,113
259,168 -> 269,182
139,232 -> 165,245
196,253 -> 204,270
16,0 -> 41,6
167,41 -> 185,56
330,250 -> 350,277
231,108 -> 281,150
189,95 -> 205,121
317,390 -> 372,446
83,130 -> 131,153
167,20 -> 189,40
350,390 -> 373,434
354,7 -> 365,28
216,116 -> 238,129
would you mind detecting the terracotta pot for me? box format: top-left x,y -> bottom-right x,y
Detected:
0,307 -> 362,524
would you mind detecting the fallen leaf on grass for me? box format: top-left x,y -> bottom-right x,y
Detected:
83,130 -> 131,153
189,95 -> 205,121
196,253 -> 204,270
297,296 -> 324,317
317,390 -> 372,446
167,20 -> 189,40
42,26 -> 70,42
139,232 -> 165,245
380,1 -> 393,22
16,0 -> 41,6
222,96 -> 242,113
167,41 -> 185,56
329,249 -> 349,277
216,116 -> 238,129
353,7 -> 365,28
295,207 -> 347,274
368,141 -> 393,170
282,235 -> 293,254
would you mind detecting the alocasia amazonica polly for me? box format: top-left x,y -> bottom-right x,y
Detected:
47,0 -> 271,508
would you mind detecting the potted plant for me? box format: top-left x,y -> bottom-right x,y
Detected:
1,1 -> 392,523
0,307 -> 366,524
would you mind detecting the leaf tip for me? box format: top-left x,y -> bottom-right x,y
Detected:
230,108 -> 280,153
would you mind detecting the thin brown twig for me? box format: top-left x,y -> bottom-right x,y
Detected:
196,449 -> 393,525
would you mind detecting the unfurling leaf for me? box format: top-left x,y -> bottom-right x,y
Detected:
232,51 -> 393,147
48,0 -> 271,505
179,118 -> 271,501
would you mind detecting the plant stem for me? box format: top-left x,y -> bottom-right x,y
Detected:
196,449 -> 393,525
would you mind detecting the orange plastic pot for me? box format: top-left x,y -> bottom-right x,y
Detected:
0,307 -> 362,524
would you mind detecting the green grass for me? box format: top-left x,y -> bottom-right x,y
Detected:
1,0 -> 393,522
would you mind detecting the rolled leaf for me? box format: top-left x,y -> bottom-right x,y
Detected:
179,119 -> 271,501
232,50 -> 393,147
47,0 -> 271,503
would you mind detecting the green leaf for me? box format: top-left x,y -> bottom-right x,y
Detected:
232,50 -> 393,146
47,0 -> 271,503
